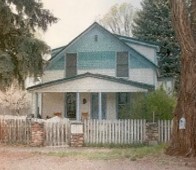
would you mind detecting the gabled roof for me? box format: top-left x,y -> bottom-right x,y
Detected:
114,34 -> 160,51
27,72 -> 154,91
50,45 -> 67,61
128,45 -> 158,68
49,22 -> 158,68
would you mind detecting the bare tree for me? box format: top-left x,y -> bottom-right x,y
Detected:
166,0 -> 196,157
0,82 -> 30,115
98,3 -> 137,36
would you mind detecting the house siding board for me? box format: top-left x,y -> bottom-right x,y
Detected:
129,54 -> 152,69
157,78 -> 174,93
78,69 -> 115,77
51,47 -> 64,57
33,77 -> 148,93
42,93 -> 64,118
46,52 -> 65,71
106,93 -> 117,120
78,51 -> 115,69
129,69 -> 154,85
42,70 -> 64,83
80,93 -> 91,118
66,26 -> 129,53
129,43 -> 157,64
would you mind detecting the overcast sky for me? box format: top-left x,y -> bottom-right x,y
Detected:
41,0 -> 142,49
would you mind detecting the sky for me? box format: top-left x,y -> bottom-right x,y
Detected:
41,0 -> 142,49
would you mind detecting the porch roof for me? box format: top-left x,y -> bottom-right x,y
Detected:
27,72 -> 154,93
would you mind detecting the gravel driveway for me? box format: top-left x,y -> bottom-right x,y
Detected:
0,145 -> 195,170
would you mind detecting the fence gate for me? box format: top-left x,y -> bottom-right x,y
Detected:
44,119 -> 70,147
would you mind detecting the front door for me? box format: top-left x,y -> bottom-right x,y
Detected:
66,93 -> 76,119
91,93 -> 106,119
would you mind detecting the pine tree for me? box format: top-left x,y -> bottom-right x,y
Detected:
0,0 -> 57,89
132,0 -> 180,79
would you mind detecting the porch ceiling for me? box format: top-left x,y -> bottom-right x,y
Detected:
27,72 -> 154,93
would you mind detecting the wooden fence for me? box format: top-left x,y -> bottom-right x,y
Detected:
0,116 -> 31,144
158,120 -> 172,143
84,119 -> 146,144
0,116 -> 70,146
0,116 -> 172,146
44,119 -> 70,147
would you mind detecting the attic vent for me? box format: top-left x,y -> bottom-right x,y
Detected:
94,35 -> 98,42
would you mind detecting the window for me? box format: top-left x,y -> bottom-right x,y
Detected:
116,52 -> 128,77
117,92 -> 129,119
66,53 -> 77,77
94,35 -> 98,42
66,93 -> 76,119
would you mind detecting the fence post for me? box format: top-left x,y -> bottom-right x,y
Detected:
31,121 -> 45,146
70,122 -> 84,147
145,122 -> 159,145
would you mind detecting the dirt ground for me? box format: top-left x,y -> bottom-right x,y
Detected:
0,145 -> 195,170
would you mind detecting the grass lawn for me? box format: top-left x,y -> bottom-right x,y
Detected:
45,144 -> 165,160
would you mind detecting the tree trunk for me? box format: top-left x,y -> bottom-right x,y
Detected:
167,0 -> 196,157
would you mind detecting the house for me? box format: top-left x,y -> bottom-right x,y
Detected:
157,76 -> 175,95
27,22 -> 161,120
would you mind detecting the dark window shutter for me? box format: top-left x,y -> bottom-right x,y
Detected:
117,52 -> 128,77
66,53 -> 77,77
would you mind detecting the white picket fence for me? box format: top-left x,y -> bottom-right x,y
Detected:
84,119 -> 146,144
158,120 -> 172,143
0,116 -> 172,146
44,119 -> 70,147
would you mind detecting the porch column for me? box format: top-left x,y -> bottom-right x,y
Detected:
32,92 -> 38,118
76,92 -> 80,121
98,92 -> 102,120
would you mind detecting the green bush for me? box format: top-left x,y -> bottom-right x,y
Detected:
144,88 -> 176,121
119,88 -> 176,121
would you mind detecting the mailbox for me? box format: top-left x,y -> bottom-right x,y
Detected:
179,117 -> 186,129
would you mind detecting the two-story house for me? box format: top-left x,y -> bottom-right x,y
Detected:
27,22 -> 160,120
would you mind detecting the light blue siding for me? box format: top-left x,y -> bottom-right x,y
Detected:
129,55 -> 152,69
46,56 -> 64,70
66,26 -> 129,53
78,51 -> 115,69
45,23 -> 156,77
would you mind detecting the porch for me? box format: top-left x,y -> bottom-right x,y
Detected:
28,73 -> 154,120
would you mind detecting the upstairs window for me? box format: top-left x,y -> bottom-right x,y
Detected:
66,53 -> 77,78
116,52 -> 128,77
94,35 -> 98,42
